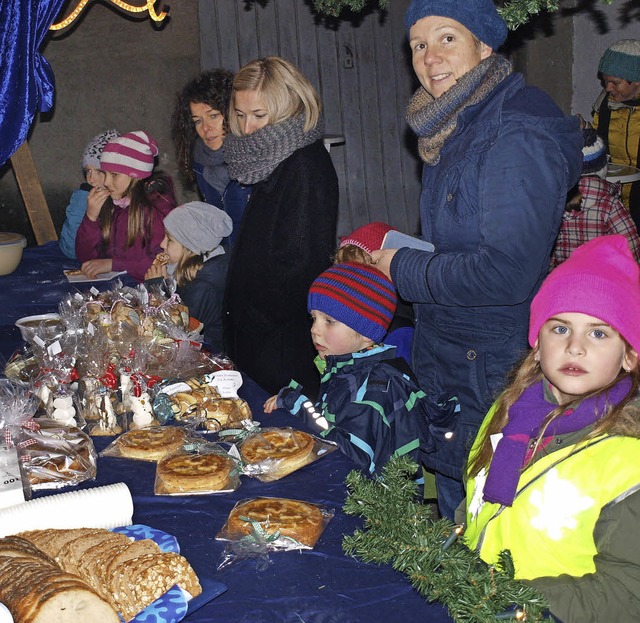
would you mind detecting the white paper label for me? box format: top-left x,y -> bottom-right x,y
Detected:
161,382 -> 192,396
205,370 -> 243,398
0,446 -> 25,509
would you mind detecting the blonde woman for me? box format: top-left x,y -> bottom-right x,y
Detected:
223,57 -> 338,398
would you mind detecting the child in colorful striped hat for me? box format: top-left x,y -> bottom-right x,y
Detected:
264,261 -> 458,475
75,130 -> 177,282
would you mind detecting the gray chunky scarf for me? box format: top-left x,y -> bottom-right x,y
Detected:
224,114 -> 324,184
406,54 -> 512,165
192,138 -> 230,194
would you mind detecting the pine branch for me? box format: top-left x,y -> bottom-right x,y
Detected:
342,456 -> 554,623
310,0 -> 617,28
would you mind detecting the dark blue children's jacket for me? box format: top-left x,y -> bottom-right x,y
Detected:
276,344 -> 458,475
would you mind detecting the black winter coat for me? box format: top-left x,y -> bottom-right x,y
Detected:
223,140 -> 339,397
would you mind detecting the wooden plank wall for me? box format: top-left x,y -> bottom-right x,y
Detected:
198,0 -> 423,241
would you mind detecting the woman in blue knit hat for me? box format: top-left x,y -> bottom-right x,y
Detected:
371,0 -> 583,519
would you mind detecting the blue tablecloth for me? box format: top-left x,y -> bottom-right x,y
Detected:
0,243 -> 453,623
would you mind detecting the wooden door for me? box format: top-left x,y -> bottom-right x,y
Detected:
198,0 -> 422,240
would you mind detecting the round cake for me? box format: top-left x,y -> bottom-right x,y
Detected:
240,428 -> 315,479
157,452 -> 235,493
116,426 -> 187,461
225,497 -> 324,547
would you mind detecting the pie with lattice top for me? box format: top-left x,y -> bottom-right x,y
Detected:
225,497 -> 324,547
116,426 -> 186,461
157,452 -> 235,492
239,428 -> 314,478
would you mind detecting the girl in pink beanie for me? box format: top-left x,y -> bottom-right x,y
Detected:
75,131 -> 177,282
463,235 -> 640,622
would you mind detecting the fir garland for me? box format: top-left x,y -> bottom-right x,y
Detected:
342,456 -> 554,623
310,0 -> 616,26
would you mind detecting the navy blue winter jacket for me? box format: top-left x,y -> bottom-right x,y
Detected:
193,163 -> 251,248
177,253 -> 229,353
391,72 -> 583,481
276,345 -> 458,475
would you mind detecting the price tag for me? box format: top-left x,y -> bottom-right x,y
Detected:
205,370 -> 243,398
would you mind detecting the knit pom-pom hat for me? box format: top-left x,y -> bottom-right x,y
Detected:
529,235 -> 640,353
82,129 -> 119,170
339,222 -> 396,255
100,131 -> 159,179
164,202 -> 232,256
581,128 -> 608,179
308,262 -> 397,343
599,39 -> 640,83
404,0 -> 508,50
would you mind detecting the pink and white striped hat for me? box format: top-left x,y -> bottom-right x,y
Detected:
100,130 -> 159,179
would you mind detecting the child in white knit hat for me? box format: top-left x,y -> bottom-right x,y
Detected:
59,129 -> 119,259
75,130 -> 177,282
144,201 -> 233,352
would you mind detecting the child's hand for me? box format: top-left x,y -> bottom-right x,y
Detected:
263,395 -> 279,413
144,263 -> 167,280
86,186 -> 110,221
81,258 -> 113,279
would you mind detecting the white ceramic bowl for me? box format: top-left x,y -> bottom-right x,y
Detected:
15,313 -> 64,343
0,232 -> 26,276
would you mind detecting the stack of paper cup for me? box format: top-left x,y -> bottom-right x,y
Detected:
0,482 -> 134,537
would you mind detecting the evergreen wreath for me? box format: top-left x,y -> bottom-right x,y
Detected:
311,0 -> 615,27
342,456 -> 555,623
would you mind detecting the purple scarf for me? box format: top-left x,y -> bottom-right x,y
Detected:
483,377 -> 631,507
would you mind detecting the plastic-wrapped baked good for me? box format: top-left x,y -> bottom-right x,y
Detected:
222,497 -> 327,548
156,445 -> 240,494
19,419 -> 97,490
109,426 -> 187,461
239,427 -> 316,481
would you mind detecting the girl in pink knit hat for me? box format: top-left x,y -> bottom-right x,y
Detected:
463,235 -> 640,622
75,130 -> 177,282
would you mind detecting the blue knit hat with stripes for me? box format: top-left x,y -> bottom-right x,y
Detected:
308,262 -> 397,342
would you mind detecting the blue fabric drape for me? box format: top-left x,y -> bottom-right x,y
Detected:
0,0 -> 66,166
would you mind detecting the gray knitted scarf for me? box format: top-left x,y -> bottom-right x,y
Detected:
192,138 -> 230,194
224,114 -> 324,184
406,54 -> 512,165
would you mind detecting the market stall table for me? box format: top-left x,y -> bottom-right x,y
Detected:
0,242 -> 453,623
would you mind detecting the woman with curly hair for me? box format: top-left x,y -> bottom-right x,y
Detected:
172,69 -> 251,247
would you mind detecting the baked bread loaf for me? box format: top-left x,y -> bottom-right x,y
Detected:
240,428 -> 315,479
116,426 -> 187,460
0,535 -> 119,622
225,497 -> 325,547
157,451 -> 236,493
17,528 -> 202,622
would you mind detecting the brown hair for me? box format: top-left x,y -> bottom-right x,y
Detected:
333,244 -> 373,265
228,56 -> 321,136
171,69 -> 234,182
99,172 -> 170,249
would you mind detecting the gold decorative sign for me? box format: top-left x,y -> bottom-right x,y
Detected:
50,0 -> 168,30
